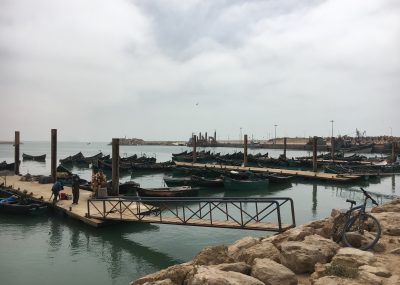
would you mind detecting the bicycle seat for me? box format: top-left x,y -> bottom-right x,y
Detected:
346,199 -> 356,205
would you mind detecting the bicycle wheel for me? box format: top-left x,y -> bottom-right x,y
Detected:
331,213 -> 347,243
342,213 -> 381,250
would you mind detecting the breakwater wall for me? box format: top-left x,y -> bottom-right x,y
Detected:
130,199 -> 400,285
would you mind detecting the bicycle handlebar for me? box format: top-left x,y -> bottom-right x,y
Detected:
360,187 -> 379,206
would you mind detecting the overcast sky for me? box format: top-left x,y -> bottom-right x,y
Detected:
0,0 -> 399,142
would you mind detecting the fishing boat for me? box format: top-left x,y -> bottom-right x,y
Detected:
59,152 -> 85,164
163,176 -> 192,187
223,177 -> 269,191
22,153 -> 46,162
137,186 -> 198,197
191,175 -> 224,187
0,188 -> 48,215
0,161 -> 16,171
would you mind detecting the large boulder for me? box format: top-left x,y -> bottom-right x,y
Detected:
311,276 -> 364,285
228,236 -> 261,259
192,245 -> 234,265
371,212 -> 400,236
263,225 -> 316,249
331,248 -> 376,268
141,280 -> 175,285
304,218 -> 333,239
210,262 -> 251,275
280,235 -> 339,273
234,240 -> 280,264
251,258 -> 298,285
371,199 -> 400,213
130,264 -> 193,285
184,266 -> 265,285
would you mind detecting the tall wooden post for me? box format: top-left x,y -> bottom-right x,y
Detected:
283,137 -> 287,158
392,142 -> 397,162
331,137 -> 335,161
192,135 -> 197,163
243,134 -> 248,167
112,138 -> 120,196
14,131 -> 20,175
51,129 -> 57,181
313,136 -> 318,172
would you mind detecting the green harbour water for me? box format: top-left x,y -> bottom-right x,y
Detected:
0,142 -> 398,285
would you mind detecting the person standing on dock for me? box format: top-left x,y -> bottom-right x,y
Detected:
72,174 -> 80,204
51,180 -> 63,203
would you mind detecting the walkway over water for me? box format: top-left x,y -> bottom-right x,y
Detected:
175,161 -> 361,182
87,196 -> 296,232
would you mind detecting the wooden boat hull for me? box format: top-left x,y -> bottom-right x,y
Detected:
0,189 -> 48,215
223,177 -> 269,191
137,186 -> 198,197
22,153 -> 46,162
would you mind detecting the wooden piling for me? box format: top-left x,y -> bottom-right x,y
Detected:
392,142 -> 398,162
331,137 -> 335,162
51,129 -> 57,181
14,131 -> 20,175
193,135 -> 197,163
283,137 -> 287,159
244,134 -> 248,167
111,138 -> 120,196
313,136 -> 318,172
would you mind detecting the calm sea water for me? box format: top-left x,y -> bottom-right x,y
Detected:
0,142 -> 398,285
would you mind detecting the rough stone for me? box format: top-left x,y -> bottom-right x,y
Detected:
142,280 -> 175,285
251,258 -> 298,285
280,235 -> 339,274
372,212 -> 400,236
371,199 -> 400,213
130,264 -> 193,285
263,225 -> 315,250
234,240 -> 280,264
331,248 -> 376,268
385,275 -> 400,285
184,266 -> 264,285
192,245 -> 234,266
359,265 -> 391,278
228,236 -> 261,259
210,262 -> 251,275
358,271 -> 384,285
311,276 -> 363,285
389,247 -> 400,254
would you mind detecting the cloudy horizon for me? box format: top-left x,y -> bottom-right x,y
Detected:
1,0 -> 399,142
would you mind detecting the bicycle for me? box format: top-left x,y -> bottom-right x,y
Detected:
331,187 -> 381,250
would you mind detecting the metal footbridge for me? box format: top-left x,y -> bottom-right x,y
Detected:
87,196 -> 296,232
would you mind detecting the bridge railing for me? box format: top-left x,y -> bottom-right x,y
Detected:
87,196 -> 296,232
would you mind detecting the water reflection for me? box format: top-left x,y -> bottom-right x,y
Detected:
312,184 -> 317,218
392,175 -> 396,194
48,217 -> 63,254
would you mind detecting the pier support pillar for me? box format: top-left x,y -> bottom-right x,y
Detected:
283,137 -> 287,159
111,138 -> 120,196
14,131 -> 20,175
243,134 -> 248,167
392,142 -> 398,163
192,135 -> 197,163
331,137 -> 335,161
51,129 -> 57,181
313,136 -> 318,172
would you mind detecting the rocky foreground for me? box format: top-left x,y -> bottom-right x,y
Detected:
130,200 -> 400,285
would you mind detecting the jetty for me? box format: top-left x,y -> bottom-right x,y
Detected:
0,175 -> 150,227
174,161 -> 361,182
1,175 -> 296,232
